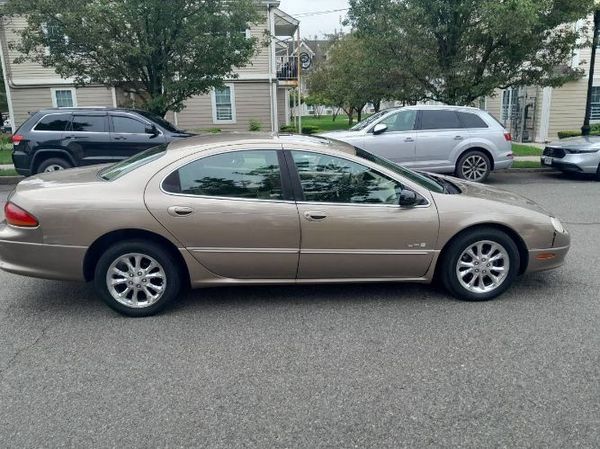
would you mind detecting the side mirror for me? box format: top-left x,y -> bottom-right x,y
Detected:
399,189 -> 418,207
146,125 -> 159,136
372,123 -> 388,135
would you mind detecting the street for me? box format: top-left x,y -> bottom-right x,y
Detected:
0,171 -> 599,448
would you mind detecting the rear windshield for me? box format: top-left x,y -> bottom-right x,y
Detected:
99,144 -> 167,181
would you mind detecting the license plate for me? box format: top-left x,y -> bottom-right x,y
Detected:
543,156 -> 553,165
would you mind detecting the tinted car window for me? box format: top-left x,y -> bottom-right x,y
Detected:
33,113 -> 71,131
112,115 -> 148,134
457,112 -> 489,128
380,110 -> 417,132
71,115 -> 107,132
163,150 -> 283,200
419,110 -> 461,130
291,151 -> 403,205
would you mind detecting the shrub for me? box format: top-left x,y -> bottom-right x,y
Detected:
557,130 -> 581,139
301,125 -> 319,135
204,128 -> 221,134
280,124 -> 296,133
248,119 -> 262,132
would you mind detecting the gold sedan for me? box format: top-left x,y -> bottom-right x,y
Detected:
0,134 -> 570,316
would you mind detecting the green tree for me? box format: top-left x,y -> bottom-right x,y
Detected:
6,0 -> 260,116
349,0 -> 594,105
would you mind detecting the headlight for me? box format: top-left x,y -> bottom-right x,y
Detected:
551,217 -> 566,234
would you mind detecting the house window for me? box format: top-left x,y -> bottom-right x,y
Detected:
591,87 -> 600,121
212,85 -> 236,123
500,88 -> 519,123
51,88 -> 77,108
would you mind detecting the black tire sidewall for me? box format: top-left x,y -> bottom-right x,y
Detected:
441,228 -> 520,301
37,157 -> 72,174
456,150 -> 491,182
94,240 -> 182,317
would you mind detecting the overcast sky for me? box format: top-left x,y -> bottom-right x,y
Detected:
278,0 -> 350,39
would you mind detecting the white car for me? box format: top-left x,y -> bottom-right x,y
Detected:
319,105 -> 514,182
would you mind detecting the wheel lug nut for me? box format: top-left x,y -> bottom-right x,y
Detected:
142,279 -> 147,282
130,273 -> 134,277
137,284 -> 141,288
138,272 -> 142,276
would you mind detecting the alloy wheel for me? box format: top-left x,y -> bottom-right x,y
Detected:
106,253 -> 167,308
455,240 -> 510,294
43,164 -> 65,172
461,155 -> 488,181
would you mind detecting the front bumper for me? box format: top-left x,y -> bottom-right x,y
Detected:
541,152 -> 600,174
0,222 -> 87,281
525,230 -> 570,274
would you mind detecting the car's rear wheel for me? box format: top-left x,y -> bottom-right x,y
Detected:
37,157 -> 72,174
94,240 -> 182,317
455,150 -> 491,183
440,228 -> 519,301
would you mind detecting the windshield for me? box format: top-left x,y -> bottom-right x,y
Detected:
99,145 -> 167,181
137,111 -> 185,133
355,148 -> 446,193
350,110 -> 390,131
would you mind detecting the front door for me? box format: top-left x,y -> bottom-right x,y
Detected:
362,109 -> 418,165
110,113 -> 166,159
288,150 -> 439,280
145,148 -> 300,279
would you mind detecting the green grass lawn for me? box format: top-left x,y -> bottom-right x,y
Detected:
0,168 -> 18,176
0,149 -> 13,165
512,143 -> 542,156
300,115 -> 354,132
512,160 -> 541,169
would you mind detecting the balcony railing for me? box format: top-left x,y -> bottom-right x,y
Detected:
277,56 -> 298,81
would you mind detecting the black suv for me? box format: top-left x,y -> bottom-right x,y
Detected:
11,107 -> 193,175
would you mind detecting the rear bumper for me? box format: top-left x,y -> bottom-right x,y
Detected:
494,158 -> 513,170
0,223 -> 86,281
11,149 -> 32,176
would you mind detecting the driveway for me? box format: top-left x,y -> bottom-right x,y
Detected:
0,172 -> 599,448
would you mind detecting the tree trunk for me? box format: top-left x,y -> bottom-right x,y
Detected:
346,109 -> 354,126
373,99 -> 381,113
356,107 -> 362,123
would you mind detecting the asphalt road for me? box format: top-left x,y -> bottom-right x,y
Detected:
0,171 -> 599,449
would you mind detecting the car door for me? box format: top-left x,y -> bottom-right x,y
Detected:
66,113 -> 112,165
413,109 -> 465,172
144,147 -> 301,280
110,113 -> 166,159
287,149 -> 439,280
361,109 -> 418,166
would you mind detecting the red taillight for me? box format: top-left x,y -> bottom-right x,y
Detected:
4,202 -> 39,228
11,134 -> 24,144
504,132 -> 512,142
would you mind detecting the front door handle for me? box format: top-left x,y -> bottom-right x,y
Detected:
404,137 -> 415,142
303,211 -> 327,221
167,206 -> 194,217
454,135 -> 464,140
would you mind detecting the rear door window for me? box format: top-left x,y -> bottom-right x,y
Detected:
33,113 -> 72,131
457,112 -> 489,129
111,115 -> 148,134
71,115 -> 107,132
419,110 -> 461,130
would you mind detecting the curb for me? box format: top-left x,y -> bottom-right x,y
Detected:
0,176 -> 23,185
505,168 -> 556,173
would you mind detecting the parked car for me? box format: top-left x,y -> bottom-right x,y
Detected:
0,134 -> 569,316
541,136 -> 600,179
318,105 -> 514,182
10,107 -> 193,176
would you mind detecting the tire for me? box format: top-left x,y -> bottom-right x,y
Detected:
37,157 -> 72,174
455,150 -> 491,183
94,240 -> 183,317
440,228 -> 520,302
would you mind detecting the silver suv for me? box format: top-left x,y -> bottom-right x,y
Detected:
318,105 -> 514,182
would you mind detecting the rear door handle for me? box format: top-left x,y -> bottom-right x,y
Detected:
113,136 -> 127,141
454,135 -> 464,140
404,137 -> 415,142
303,211 -> 327,221
167,206 -> 194,217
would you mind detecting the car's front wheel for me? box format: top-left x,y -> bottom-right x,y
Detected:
94,240 -> 183,317
440,228 -> 520,301
455,150 -> 491,182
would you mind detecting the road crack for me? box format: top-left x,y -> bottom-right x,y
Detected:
0,323 -> 53,381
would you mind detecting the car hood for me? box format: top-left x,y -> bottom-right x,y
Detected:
439,176 -> 551,216
547,136 -> 600,150
15,165 -> 108,193
317,130 -> 363,140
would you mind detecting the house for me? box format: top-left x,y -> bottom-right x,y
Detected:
484,15 -> 600,143
0,1 -> 299,132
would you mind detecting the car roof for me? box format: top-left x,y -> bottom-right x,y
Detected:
35,107 -> 150,114
384,104 -> 484,113
166,132 -> 359,156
